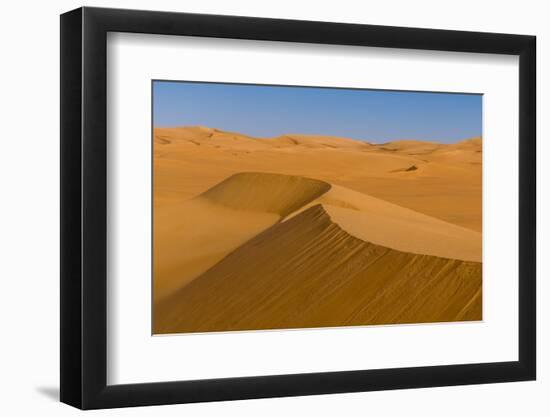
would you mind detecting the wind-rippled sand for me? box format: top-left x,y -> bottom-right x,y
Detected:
153,127 -> 482,334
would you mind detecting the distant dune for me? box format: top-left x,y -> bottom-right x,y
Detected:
153,127 -> 483,333
269,134 -> 372,149
154,204 -> 481,334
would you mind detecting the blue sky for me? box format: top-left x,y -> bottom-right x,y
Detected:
153,81 -> 482,143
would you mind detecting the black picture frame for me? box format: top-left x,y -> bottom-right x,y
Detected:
60,6 -> 536,410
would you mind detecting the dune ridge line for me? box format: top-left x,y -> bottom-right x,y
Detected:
198,172 -> 332,217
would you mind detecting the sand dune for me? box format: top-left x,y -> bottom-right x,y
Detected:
269,134 -> 372,149
154,171 -> 481,304
154,126 -> 371,150
375,137 -> 482,165
154,172 -> 331,301
154,205 -> 481,334
153,199 -> 279,301
154,127 -> 482,231
295,184 -> 481,262
200,172 -> 331,217
373,139 -> 444,155
153,127 -> 483,333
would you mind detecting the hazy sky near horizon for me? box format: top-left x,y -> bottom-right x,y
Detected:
153,81 -> 482,143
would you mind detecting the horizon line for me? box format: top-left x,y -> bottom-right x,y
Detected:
153,124 -> 482,145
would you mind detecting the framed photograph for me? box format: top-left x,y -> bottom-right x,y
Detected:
60,7 -> 536,409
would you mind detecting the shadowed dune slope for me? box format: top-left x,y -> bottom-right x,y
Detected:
199,172 -> 331,217
154,173 -> 332,302
154,205 -> 482,334
153,199 -> 279,302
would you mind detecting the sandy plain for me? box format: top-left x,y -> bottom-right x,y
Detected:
153,126 -> 482,333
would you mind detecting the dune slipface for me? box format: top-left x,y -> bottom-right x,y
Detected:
154,205 -> 481,334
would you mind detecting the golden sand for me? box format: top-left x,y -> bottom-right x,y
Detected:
152,127 -> 482,333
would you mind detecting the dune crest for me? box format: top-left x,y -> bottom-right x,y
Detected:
199,172 -> 332,217
286,183 -> 481,262
154,204 -> 481,334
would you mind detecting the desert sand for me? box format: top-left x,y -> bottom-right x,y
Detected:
153,126 -> 482,333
